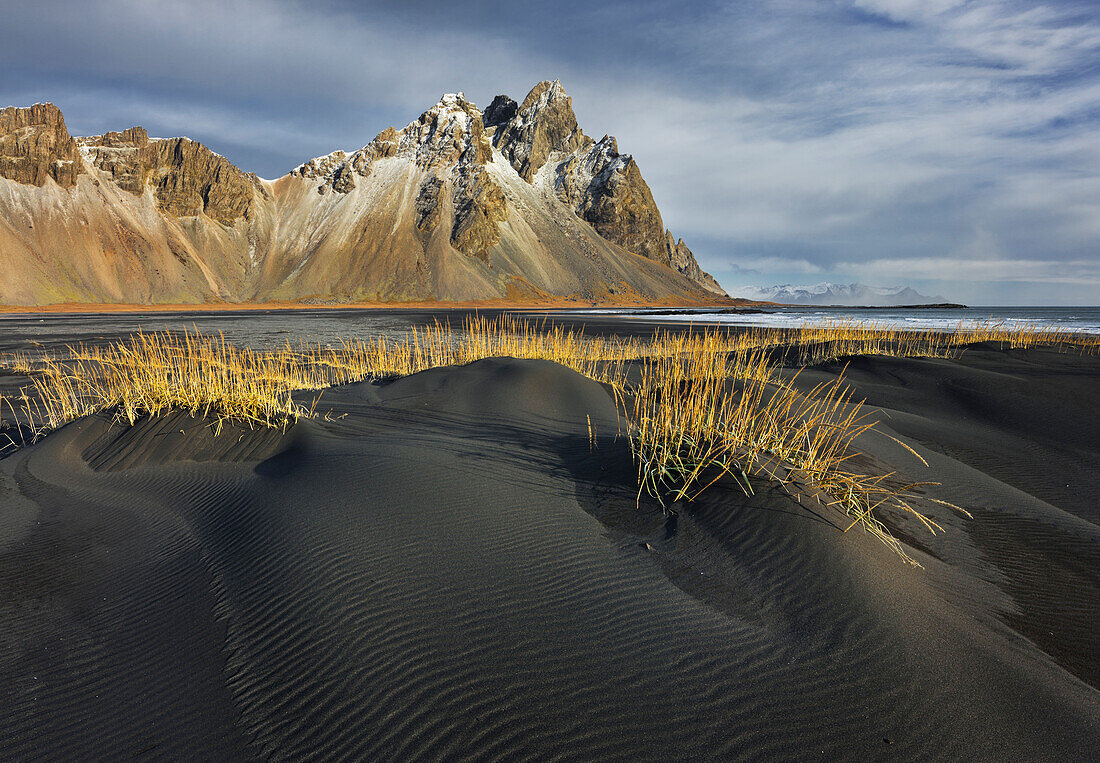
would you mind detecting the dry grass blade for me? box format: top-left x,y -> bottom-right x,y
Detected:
2,316 -> 1091,564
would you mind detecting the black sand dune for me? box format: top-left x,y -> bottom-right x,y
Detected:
791,345 -> 1100,692
2,353 -> 1098,760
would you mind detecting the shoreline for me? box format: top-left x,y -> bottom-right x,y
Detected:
0,295 -> 756,317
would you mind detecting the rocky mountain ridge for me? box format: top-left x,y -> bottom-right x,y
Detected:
78,126 -> 270,224
0,83 -> 723,305
733,282 -> 948,306
292,92 -> 506,262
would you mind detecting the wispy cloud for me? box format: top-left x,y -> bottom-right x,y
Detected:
837,256 -> 1100,286
725,257 -> 826,276
0,0 -> 1097,303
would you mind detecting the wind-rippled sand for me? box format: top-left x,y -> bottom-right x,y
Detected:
1,351 -> 1097,760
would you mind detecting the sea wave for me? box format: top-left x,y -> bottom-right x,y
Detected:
562,308 -> 1100,335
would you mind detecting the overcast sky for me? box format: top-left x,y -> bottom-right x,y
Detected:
2,0 -> 1098,304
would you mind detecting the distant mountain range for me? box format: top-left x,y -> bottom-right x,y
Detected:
0,81 -> 723,306
732,282 -> 948,306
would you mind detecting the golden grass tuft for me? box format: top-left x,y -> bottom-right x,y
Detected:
623,341 -> 970,563
1,315 -> 1093,564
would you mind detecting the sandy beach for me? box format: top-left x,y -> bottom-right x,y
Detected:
5,0 -> 1099,755
1,323 -> 1097,760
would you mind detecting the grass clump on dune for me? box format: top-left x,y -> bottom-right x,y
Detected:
623,337 -> 968,564
2,315 -> 1092,564
7,331 -> 313,434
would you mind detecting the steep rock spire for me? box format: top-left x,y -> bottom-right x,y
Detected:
494,80 -> 590,182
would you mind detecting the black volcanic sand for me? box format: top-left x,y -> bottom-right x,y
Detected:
1,353 -> 1098,759
789,345 -> 1100,690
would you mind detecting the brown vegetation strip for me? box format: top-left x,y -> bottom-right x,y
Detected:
2,317 -> 1095,564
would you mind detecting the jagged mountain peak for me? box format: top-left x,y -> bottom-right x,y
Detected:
402,91 -> 490,169
493,80 -> 588,183
0,90 -> 724,304
292,91 -> 492,195
467,83 -> 721,294
409,91 -> 481,140
434,91 -> 471,112
518,79 -> 568,112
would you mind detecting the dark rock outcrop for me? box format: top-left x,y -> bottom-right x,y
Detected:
581,157 -> 665,263
451,166 -> 506,261
415,176 -> 445,232
554,136 -> 667,265
548,132 -> 724,293
664,232 -> 724,293
291,129 -> 397,193
482,95 -> 518,128
331,162 -> 356,193
293,149 -> 350,182
0,103 -> 83,187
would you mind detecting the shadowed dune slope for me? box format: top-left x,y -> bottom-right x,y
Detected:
1,356 -> 1098,760
790,345 -> 1100,691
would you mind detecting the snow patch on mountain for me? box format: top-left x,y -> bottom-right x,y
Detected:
733,282 -> 948,306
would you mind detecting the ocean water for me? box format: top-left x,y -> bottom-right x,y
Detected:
565,306 -> 1100,335
0,309 -> 441,355
0,305 -> 1097,359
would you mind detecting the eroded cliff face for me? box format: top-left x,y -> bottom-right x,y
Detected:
0,85 -> 723,305
555,136 -> 667,265
78,128 -> 268,224
0,103 -> 83,188
451,166 -> 506,260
